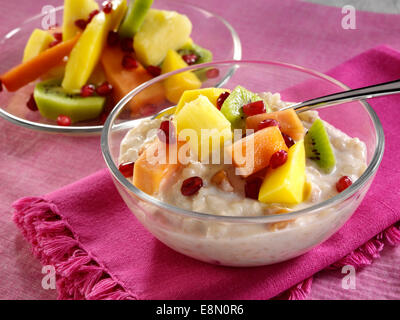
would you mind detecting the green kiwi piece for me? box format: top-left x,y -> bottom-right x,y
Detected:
177,42 -> 213,81
34,79 -> 106,123
220,85 -> 271,130
304,118 -> 336,173
118,0 -> 154,38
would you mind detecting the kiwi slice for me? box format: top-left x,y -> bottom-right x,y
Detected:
118,0 -> 154,38
304,118 -> 336,173
220,85 -> 271,130
34,79 -> 106,123
178,42 -> 213,65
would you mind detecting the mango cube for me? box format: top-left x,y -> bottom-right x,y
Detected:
174,88 -> 230,115
134,9 -> 192,66
161,49 -> 201,104
23,29 -> 55,62
174,95 -> 232,160
62,0 -> 127,92
258,140 -> 306,204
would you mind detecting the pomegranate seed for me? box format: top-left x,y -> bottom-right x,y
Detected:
282,133 -> 295,148
102,1 -> 113,14
157,120 -> 176,144
242,100 -> 266,116
80,84 -> 95,97
118,162 -> 135,178
182,53 -> 198,65
181,176 -> 203,196
120,37 -> 134,52
96,82 -> 113,96
336,176 -> 352,192
245,177 -> 263,200
146,65 -> 162,77
216,91 -> 230,110
0,79 -> 3,93
206,68 -> 219,79
53,32 -> 62,41
122,55 -> 138,69
57,115 -> 71,126
88,9 -> 100,23
258,119 -> 279,131
107,31 -> 119,47
75,19 -> 88,30
270,150 -> 288,169
49,39 -> 61,48
26,94 -> 38,111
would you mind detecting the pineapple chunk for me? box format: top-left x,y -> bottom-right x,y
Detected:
62,0 -> 99,41
161,49 -> 201,104
23,29 -> 55,62
62,0 -> 127,92
174,88 -> 230,115
174,95 -> 232,161
258,140 -> 306,204
134,9 -> 192,66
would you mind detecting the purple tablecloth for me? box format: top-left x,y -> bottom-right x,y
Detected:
1,0 -> 400,299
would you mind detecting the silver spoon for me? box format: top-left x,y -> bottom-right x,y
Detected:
281,78 -> 400,113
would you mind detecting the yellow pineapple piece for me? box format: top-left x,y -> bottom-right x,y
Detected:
174,95 -> 232,161
161,49 -> 201,104
134,9 -> 192,66
62,0 -> 99,41
174,88 -> 230,115
62,0 -> 127,92
23,29 -> 55,62
258,140 -> 306,204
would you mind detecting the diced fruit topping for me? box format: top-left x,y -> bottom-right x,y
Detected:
211,170 -> 234,192
174,88 -> 230,115
182,53 -> 198,65
80,84 -> 95,97
270,150 -> 288,169
206,68 -> 219,79
146,65 -> 162,77
122,55 -> 138,69
75,19 -> 88,30
304,118 -> 336,173
181,176 -> 203,196
336,176 -> 352,192
120,37 -> 134,52
226,126 -> 288,177
26,94 -> 38,111
107,31 -> 119,47
118,161 -> 135,177
102,1 -> 113,14
134,9 -> 192,66
246,109 -> 304,140
245,177 -> 263,200
259,140 -> 306,204
178,41 -> 213,65
258,119 -> 279,131
118,0 -> 154,38
216,91 -> 230,110
57,115 -> 72,126
242,100 -> 266,117
96,81 -> 113,96
220,85 -> 270,130
282,133 -> 295,148
158,120 -> 176,144
53,33 -> 63,41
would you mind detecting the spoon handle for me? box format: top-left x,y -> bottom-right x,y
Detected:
285,78 -> 400,113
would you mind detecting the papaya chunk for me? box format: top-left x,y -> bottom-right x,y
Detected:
100,46 -> 165,115
225,126 -> 288,177
246,109 -> 305,141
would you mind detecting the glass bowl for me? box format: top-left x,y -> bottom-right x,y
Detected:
0,0 -> 241,135
101,61 -> 384,267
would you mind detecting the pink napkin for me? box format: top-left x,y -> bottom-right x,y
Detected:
13,46 -> 400,300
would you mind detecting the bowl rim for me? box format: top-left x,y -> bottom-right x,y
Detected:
0,2 -> 242,134
101,60 -> 385,224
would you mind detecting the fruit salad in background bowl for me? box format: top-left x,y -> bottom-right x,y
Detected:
0,0 -> 241,134
102,61 -> 384,267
